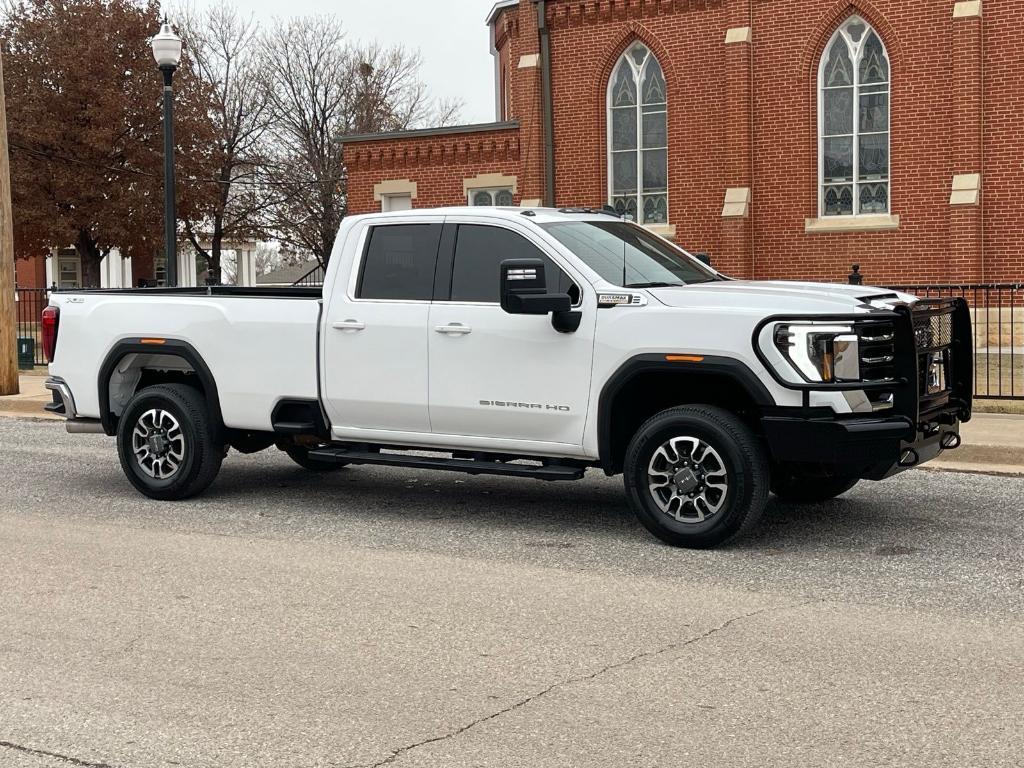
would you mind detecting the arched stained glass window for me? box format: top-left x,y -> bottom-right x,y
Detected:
819,16 -> 890,217
607,43 -> 668,224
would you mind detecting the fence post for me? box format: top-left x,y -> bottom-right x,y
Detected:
848,264 -> 864,286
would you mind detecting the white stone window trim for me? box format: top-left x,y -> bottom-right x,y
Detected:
463,173 -> 517,196
817,16 -> 892,219
373,179 -> 418,202
644,223 -> 677,240
606,42 -> 669,226
805,213 -> 900,233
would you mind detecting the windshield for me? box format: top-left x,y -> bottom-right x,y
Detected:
538,220 -> 721,288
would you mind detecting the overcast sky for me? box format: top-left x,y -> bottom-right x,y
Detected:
184,0 -> 498,124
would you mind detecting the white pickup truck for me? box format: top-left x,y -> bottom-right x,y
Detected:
41,207 -> 973,548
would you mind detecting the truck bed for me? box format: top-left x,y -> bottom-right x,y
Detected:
58,286 -> 323,299
48,288 -> 323,431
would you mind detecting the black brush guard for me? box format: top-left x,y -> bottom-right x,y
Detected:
760,298 -> 972,479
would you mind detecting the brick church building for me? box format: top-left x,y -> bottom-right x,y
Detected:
343,0 -> 1021,285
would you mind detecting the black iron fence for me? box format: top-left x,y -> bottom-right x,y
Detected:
293,263 -> 325,287
13,288 -> 49,367
883,283 -> 1023,401
12,278 -> 1023,398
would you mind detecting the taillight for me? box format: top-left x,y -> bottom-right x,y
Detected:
41,305 -> 60,362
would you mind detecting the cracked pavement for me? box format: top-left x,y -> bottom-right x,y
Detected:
1,419 -> 1022,767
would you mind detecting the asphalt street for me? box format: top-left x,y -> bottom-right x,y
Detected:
0,417 -> 1021,767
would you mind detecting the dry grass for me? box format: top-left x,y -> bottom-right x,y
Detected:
974,351 -> 1024,399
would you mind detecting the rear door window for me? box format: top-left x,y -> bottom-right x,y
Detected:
449,224 -> 579,303
357,224 -> 442,301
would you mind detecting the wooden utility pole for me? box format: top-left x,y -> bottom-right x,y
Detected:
0,49 -> 19,395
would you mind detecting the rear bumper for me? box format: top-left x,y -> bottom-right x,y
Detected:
762,409 -> 960,480
44,377 -> 77,418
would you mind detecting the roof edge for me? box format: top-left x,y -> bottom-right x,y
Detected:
486,0 -> 519,25
341,121 -> 520,144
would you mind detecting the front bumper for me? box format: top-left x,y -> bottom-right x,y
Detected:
762,409 -> 960,480
758,298 -> 971,480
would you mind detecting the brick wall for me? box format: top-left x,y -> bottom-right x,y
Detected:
345,0 -> 1022,285
343,125 -> 523,212
981,0 -> 1024,284
14,254 -> 45,289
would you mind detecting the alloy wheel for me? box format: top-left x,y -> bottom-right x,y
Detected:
647,435 -> 729,523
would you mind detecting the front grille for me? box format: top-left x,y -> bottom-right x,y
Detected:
913,313 -> 953,350
858,320 -> 897,409
912,304 -> 956,412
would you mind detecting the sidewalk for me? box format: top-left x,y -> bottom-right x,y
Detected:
1,373 -> 1023,474
926,412 -> 1024,476
0,371 -> 60,420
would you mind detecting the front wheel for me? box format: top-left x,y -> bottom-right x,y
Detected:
117,383 -> 224,500
623,405 -> 769,549
771,468 -> 859,503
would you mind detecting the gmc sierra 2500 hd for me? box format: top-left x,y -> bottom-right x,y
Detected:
41,207 -> 972,548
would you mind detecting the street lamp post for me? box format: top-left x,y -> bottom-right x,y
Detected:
151,18 -> 182,287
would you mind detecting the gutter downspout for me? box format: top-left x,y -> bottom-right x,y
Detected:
537,0 -> 555,207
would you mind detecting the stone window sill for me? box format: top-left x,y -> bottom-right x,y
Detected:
805,214 -> 900,233
644,223 -> 676,240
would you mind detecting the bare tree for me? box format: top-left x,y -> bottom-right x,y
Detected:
259,17 -> 463,266
258,16 -> 348,266
176,1 -> 271,284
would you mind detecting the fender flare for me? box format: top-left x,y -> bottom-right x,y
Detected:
597,353 -> 775,474
97,339 -> 223,436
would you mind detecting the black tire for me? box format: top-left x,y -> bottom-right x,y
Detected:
116,383 -> 224,501
283,446 -> 346,472
771,468 -> 859,503
624,405 -> 769,549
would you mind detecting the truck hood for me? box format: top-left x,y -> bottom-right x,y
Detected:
647,280 -> 918,315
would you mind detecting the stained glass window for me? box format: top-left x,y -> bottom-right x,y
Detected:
469,188 -> 514,207
608,43 -> 668,225
819,16 -> 890,217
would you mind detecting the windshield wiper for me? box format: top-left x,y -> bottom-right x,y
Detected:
624,281 -> 687,288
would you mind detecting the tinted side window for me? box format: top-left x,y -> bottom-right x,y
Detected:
357,224 -> 442,301
450,224 -> 578,303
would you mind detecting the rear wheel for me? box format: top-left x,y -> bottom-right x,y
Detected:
623,405 -> 769,549
117,384 -> 223,500
771,468 -> 859,503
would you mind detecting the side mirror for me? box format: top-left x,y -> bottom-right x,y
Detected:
500,258 -> 581,334
500,259 -> 570,315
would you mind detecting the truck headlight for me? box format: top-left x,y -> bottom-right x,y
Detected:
771,323 -> 860,383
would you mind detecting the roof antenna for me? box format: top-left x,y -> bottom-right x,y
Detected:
622,236 -> 627,288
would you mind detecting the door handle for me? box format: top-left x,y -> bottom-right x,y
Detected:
434,323 -> 472,335
333,320 -> 365,331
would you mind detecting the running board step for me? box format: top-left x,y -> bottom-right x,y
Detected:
273,421 -> 319,435
307,448 -> 585,481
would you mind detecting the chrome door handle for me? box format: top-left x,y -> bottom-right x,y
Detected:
333,320 -> 365,331
434,323 -> 472,335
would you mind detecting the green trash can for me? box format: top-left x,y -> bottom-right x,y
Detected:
17,337 -> 35,370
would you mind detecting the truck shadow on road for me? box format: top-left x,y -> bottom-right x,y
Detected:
176,457 -> 948,554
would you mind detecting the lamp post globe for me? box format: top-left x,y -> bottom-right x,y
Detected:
151,19 -> 182,68
151,18 -> 182,287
